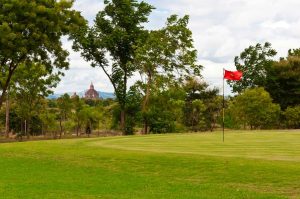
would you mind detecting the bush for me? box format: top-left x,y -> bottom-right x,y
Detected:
283,105 -> 300,129
227,87 -> 280,129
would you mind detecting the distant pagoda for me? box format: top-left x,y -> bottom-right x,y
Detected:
85,83 -> 100,99
71,92 -> 78,99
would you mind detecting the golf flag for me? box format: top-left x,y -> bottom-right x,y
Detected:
224,70 -> 243,81
222,69 -> 242,142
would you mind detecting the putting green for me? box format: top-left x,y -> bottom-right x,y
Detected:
90,131 -> 300,162
0,130 -> 299,198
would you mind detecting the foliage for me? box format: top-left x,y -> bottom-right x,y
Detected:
228,42 -> 277,93
72,0 -> 153,134
57,94 -> 73,137
10,62 -> 60,136
183,78 -> 221,131
283,105 -> 300,129
134,14 -> 201,133
0,0 -> 85,106
227,87 -> 280,129
146,86 -> 185,133
265,49 -> 300,109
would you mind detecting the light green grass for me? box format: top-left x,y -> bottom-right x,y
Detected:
0,130 -> 299,198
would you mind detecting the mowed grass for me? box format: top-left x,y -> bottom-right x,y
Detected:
0,130 -> 299,199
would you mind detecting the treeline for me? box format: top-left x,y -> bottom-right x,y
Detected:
0,78 -> 223,137
0,95 -> 115,138
226,43 -> 300,130
0,1 -> 299,138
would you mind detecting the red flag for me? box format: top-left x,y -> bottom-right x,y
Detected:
224,70 -> 243,80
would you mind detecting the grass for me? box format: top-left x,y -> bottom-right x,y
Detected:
0,130 -> 299,198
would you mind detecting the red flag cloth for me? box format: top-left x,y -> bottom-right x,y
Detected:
224,70 -> 243,80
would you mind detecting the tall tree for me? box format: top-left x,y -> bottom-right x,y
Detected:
265,49 -> 300,109
134,15 -> 201,133
0,0 -> 85,107
228,42 -> 277,93
73,0 -> 153,134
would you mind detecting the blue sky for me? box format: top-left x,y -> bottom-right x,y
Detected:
55,0 -> 300,95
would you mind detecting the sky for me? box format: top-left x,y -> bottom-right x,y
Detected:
55,0 -> 300,95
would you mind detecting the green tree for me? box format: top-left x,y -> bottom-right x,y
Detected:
265,49 -> 300,109
146,86 -> 185,134
283,105 -> 300,129
10,62 -> 60,137
71,95 -> 84,136
57,93 -> 73,138
0,0 -> 85,107
183,78 -> 221,131
73,0 -> 153,134
228,42 -> 277,93
135,15 -> 201,134
40,107 -> 57,137
227,87 -> 280,129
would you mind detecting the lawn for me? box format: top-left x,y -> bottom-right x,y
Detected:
0,130 -> 299,198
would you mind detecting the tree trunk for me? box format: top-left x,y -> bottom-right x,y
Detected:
0,66 -> 16,108
76,120 -> 80,137
5,91 -> 10,138
120,71 -> 127,135
41,123 -> 45,137
120,109 -> 125,134
142,71 -> 152,134
25,120 -> 30,139
59,117 -> 63,139
143,120 -> 148,135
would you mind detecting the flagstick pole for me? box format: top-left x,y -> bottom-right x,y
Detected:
223,68 -> 225,142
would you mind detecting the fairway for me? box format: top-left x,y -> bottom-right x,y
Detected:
0,131 -> 299,199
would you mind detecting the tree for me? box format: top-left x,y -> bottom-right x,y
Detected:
283,105 -> 300,129
71,95 -> 84,136
147,86 -> 185,134
57,94 -> 73,138
40,111 -> 57,137
265,49 -> 300,109
10,62 -> 61,137
134,15 -> 201,134
0,0 -> 85,107
227,87 -> 280,129
183,78 -> 220,131
228,42 -> 277,93
73,0 -> 153,134
188,99 -> 206,132
78,106 -> 101,136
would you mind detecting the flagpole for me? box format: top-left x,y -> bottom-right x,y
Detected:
222,68 -> 225,142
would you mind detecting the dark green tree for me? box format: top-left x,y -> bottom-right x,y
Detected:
183,78 -> 220,131
265,49 -> 300,109
0,0 -> 85,107
72,0 -> 153,134
283,105 -> 300,129
147,86 -> 185,134
228,42 -> 277,93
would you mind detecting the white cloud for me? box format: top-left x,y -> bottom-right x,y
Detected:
55,0 -> 300,95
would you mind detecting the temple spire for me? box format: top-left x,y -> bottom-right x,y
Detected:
85,82 -> 99,99
90,82 -> 94,90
